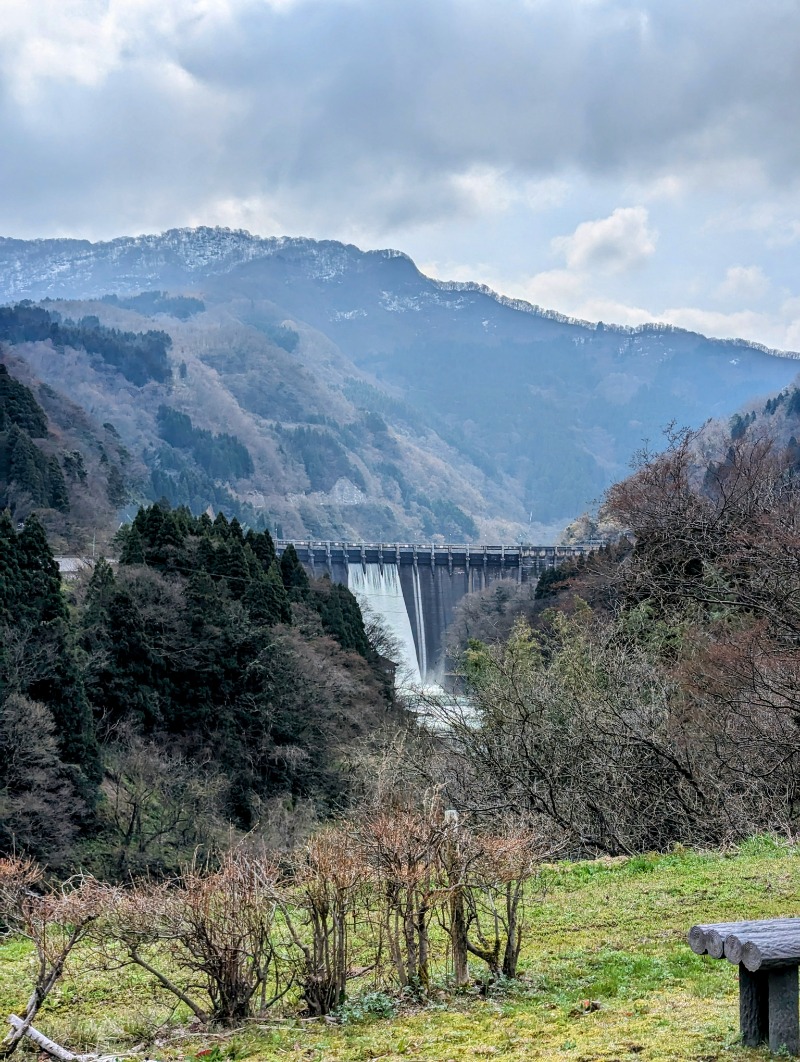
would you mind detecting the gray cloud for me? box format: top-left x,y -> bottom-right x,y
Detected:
2,0 -> 800,240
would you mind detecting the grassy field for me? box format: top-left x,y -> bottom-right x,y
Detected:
3,835 -> 800,1062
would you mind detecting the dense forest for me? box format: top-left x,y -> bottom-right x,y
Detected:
0,303 -> 172,386
0,501 -> 398,875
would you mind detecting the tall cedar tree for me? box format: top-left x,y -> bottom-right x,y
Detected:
0,513 -> 101,784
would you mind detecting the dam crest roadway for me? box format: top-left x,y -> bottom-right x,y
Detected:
275,540 -> 593,580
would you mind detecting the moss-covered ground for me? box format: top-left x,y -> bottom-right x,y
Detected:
3,836 -> 800,1061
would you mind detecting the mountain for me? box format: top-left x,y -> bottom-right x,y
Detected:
0,354 -> 135,551
1,227 -> 797,541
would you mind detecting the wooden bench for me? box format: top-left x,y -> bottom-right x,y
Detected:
689,918 -> 800,1054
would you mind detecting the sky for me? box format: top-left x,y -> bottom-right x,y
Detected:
2,0 -> 800,350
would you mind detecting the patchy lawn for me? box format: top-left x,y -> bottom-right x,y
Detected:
2,836 -> 799,1061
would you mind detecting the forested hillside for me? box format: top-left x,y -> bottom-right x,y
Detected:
0,502 -> 400,874
0,358 -> 132,549
0,296 -> 493,545
436,388 -> 800,853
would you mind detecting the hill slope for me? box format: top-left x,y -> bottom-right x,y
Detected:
0,354 -> 135,550
1,227 -> 797,537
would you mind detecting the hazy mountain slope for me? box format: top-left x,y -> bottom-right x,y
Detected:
0,297 -> 510,544
0,353 -> 135,550
1,227 -> 797,536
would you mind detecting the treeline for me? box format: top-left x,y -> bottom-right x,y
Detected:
0,303 -> 172,385
0,503 -> 397,874
101,290 -> 205,320
156,404 -> 254,479
433,417 -> 800,854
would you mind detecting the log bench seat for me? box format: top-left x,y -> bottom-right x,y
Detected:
689,918 -> 800,1054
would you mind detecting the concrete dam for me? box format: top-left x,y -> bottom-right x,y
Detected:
276,542 -> 590,687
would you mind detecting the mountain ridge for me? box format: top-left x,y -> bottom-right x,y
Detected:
1,226 -> 798,539
5,226 -> 796,358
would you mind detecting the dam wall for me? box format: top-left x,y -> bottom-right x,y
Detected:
276,541 -> 591,686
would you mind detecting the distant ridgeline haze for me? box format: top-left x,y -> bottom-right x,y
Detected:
0,227 -> 798,543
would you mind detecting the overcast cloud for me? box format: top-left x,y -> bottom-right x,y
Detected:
3,0 -> 800,348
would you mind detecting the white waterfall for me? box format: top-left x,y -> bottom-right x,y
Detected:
411,565 -> 427,680
347,562 -> 423,688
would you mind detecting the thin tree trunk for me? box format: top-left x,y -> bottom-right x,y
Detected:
128,949 -> 208,1021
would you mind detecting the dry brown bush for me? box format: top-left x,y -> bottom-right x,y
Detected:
0,857 -> 109,1058
106,849 -> 288,1024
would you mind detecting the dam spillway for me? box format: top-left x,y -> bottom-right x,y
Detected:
347,562 -> 424,687
276,541 -> 592,686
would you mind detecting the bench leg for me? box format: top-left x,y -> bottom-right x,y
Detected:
740,966 -> 768,1046
768,965 -> 799,1055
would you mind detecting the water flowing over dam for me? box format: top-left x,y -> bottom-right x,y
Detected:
347,563 -> 425,687
277,541 -> 591,687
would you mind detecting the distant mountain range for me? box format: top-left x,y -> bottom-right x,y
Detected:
1,227 -> 797,543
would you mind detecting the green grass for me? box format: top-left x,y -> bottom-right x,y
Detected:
3,839 -> 800,1061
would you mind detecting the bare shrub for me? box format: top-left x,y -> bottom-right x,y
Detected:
0,857 -> 109,1058
462,827 -> 547,980
107,849 -> 288,1024
281,825 -> 370,1016
356,804 -> 449,994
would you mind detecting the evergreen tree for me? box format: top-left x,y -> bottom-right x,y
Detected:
7,423 -> 48,504
224,539 -> 251,598
99,587 -> 163,732
14,515 -> 101,783
245,528 -> 277,572
16,514 -> 65,624
280,543 -> 310,601
47,455 -> 70,512
213,511 -> 231,539
119,526 -> 146,565
0,364 -> 48,436
315,582 -> 370,657
246,561 -> 291,626
151,509 -> 188,570
0,511 -> 21,625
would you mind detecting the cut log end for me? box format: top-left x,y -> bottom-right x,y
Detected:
725,934 -> 745,965
706,931 -> 725,959
688,925 -> 708,955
